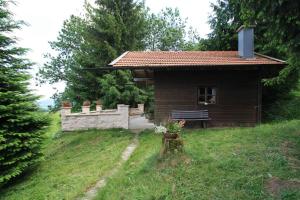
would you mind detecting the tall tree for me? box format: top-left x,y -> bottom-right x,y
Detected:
145,8 -> 187,51
205,0 -> 241,51
0,0 -> 49,185
39,0 -> 149,109
83,0 -> 149,108
38,15 -> 93,110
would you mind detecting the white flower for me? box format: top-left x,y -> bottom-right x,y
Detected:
154,125 -> 167,134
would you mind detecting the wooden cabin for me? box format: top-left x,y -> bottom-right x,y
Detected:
109,26 -> 286,127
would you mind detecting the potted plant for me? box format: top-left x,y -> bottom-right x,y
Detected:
154,120 -> 185,139
83,100 -> 91,106
95,99 -> 102,105
165,120 -> 185,139
155,120 -> 185,155
155,125 -> 167,135
62,100 -> 72,108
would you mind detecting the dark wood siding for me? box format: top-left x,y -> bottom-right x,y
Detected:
154,70 -> 261,127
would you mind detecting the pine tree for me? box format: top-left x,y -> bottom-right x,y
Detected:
78,0 -> 149,108
0,0 -> 49,185
39,0 -> 150,109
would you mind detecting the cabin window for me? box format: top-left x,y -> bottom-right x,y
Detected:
198,87 -> 216,104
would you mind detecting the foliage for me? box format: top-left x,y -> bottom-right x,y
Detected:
155,120 -> 185,134
99,70 -> 148,108
96,120 -> 300,199
263,81 -> 300,121
39,15 -> 87,84
39,0 -> 149,109
166,120 -> 185,134
143,85 -> 154,119
0,0 -> 49,186
205,0 -> 241,51
145,8 -> 187,51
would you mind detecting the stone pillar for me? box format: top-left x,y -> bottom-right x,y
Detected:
61,107 -> 71,116
61,106 -> 71,132
82,106 -> 90,114
117,104 -> 129,129
137,104 -> 144,113
96,105 -> 102,112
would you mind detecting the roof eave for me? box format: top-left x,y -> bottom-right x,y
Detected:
112,63 -> 285,69
108,51 -> 129,66
254,52 -> 287,64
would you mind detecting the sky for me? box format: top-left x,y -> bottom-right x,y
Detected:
11,0 -> 215,103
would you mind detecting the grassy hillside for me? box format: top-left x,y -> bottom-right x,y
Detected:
97,121 -> 300,200
0,113 -> 134,200
1,113 -> 299,200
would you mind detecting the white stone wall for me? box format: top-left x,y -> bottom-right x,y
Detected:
61,104 -> 130,131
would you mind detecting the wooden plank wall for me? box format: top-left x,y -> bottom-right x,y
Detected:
154,69 -> 261,127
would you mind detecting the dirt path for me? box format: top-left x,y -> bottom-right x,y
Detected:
78,134 -> 139,200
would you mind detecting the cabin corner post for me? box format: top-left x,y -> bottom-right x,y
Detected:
257,66 -> 262,124
117,104 -> 129,129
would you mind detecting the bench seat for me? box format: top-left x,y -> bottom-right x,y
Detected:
171,110 -> 211,128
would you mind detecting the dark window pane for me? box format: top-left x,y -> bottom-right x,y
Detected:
198,95 -> 205,102
212,88 -> 216,95
207,87 -> 212,95
198,87 -> 217,104
207,95 -> 216,104
199,87 -> 205,95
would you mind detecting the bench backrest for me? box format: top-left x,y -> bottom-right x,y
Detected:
171,110 -> 209,120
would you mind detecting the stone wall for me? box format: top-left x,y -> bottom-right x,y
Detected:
61,104 -> 132,131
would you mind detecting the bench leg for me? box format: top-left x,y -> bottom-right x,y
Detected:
203,121 -> 207,129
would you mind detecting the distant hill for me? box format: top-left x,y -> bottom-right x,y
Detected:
37,98 -> 54,110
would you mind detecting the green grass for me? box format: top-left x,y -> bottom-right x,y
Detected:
1,113 -> 299,200
0,113 -> 134,200
96,120 -> 300,200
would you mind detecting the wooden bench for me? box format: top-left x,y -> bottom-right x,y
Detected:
171,110 -> 211,128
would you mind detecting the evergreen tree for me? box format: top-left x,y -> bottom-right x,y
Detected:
39,0 -> 149,109
145,8 -> 187,51
205,0 -> 241,50
84,0 -> 149,108
0,0 -> 49,185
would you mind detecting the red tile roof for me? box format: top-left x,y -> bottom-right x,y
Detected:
109,51 -> 285,68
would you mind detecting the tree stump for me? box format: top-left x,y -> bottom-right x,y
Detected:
161,137 -> 184,155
